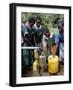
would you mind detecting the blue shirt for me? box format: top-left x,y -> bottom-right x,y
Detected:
55,32 -> 64,47
55,32 -> 64,56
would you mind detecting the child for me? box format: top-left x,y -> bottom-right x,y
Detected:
48,43 -> 59,74
55,21 -> 64,64
42,28 -> 55,58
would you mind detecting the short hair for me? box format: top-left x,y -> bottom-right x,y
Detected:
58,21 -> 64,29
35,16 -> 41,22
44,27 -> 50,34
51,42 -> 56,47
28,17 -> 35,23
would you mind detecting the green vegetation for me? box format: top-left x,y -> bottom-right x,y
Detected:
21,12 -> 64,35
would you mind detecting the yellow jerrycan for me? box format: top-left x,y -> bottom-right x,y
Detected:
34,49 -> 39,59
33,60 -> 39,72
48,55 -> 59,74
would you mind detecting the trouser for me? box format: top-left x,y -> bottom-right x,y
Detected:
59,44 -> 64,64
22,49 -> 33,69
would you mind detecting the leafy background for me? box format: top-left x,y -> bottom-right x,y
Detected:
21,12 -> 64,35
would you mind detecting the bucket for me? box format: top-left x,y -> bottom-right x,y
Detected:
39,56 -> 47,72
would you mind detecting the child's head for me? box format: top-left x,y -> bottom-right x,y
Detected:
44,27 -> 50,37
50,42 -> 57,56
58,20 -> 64,36
35,16 -> 41,28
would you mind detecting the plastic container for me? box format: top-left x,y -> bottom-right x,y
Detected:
39,55 -> 47,72
33,60 -> 38,72
48,55 -> 59,74
34,49 -> 39,59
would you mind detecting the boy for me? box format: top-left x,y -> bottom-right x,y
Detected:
55,21 -> 64,64
21,17 -> 35,76
42,28 -> 55,57
33,17 -> 45,47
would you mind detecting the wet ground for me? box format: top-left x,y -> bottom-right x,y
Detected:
22,63 -> 64,77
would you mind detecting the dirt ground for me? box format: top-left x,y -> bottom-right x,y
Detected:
22,63 -> 64,77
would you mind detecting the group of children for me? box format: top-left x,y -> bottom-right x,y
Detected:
21,16 -> 64,76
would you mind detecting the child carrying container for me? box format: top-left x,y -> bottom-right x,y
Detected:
42,27 -> 55,60
48,43 -> 59,74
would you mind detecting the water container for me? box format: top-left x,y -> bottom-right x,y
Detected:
48,55 -> 59,74
33,60 -> 38,72
34,49 -> 39,59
